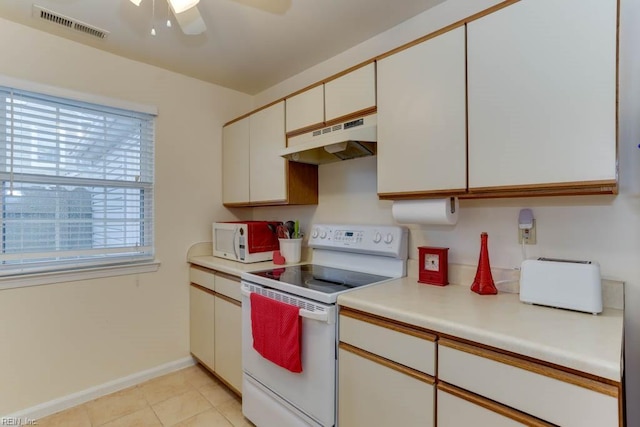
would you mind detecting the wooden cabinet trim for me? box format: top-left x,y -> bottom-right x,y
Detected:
212,371 -> 242,397
285,122 -> 326,139
190,264 -> 216,275
379,180 -> 619,201
215,292 -> 241,307
324,107 -> 377,128
285,108 -> 377,140
322,60 -> 376,85
192,355 -> 242,397
439,338 -> 619,398
460,186 -> 618,199
340,307 -> 436,342
189,269 -> 241,305
339,342 -> 435,385
190,282 -> 216,297
378,188 -> 467,200
223,98 -> 285,127
189,265 -> 240,282
223,161 -> 318,207
378,0 -> 520,62
223,1 -> 520,128
215,270 -> 240,282
438,382 -> 554,427
222,0 -> 619,203
466,180 -> 618,195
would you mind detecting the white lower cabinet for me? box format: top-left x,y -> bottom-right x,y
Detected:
338,309 -> 436,426
437,383 -> 552,427
438,339 -> 620,427
189,266 -> 242,395
214,279 -> 242,393
336,309 -> 622,427
189,284 -> 215,370
339,345 -> 434,427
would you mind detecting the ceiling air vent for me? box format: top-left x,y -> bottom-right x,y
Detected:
32,5 -> 109,40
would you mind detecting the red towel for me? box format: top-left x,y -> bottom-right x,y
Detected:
250,292 -> 303,373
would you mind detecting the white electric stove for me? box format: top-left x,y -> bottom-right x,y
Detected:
241,223 -> 408,427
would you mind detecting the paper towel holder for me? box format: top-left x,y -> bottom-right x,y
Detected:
391,197 -> 459,226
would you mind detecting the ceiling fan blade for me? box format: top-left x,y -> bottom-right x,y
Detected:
172,5 -> 206,35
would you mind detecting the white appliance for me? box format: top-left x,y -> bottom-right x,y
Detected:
212,221 -> 280,263
520,258 -> 603,314
241,223 -> 408,426
280,115 -> 377,165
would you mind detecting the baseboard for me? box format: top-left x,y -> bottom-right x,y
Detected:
4,356 -> 196,421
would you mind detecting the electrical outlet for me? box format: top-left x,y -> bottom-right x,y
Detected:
518,219 -> 536,244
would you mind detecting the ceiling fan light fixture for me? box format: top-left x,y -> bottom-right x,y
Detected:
168,0 -> 200,14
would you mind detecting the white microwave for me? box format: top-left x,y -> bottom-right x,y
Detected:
212,221 -> 280,263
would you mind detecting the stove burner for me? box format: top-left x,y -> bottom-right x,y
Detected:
251,264 -> 391,295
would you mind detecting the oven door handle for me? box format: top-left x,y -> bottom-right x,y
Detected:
241,288 -> 330,323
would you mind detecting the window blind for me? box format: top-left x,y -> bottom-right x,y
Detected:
0,86 -> 155,276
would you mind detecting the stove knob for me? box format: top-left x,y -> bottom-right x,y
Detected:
320,230 -> 327,239
384,233 -> 394,244
311,228 -> 319,238
373,232 -> 382,243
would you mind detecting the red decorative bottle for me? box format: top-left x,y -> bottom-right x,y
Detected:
471,232 -> 498,295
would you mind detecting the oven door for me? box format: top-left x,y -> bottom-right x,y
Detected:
241,281 -> 337,427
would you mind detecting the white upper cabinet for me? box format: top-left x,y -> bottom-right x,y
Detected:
467,0 -> 617,191
249,101 -> 286,203
222,117 -> 250,204
285,85 -> 324,133
377,27 -> 466,196
325,63 -> 376,122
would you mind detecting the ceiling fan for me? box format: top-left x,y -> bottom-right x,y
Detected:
129,0 -> 206,35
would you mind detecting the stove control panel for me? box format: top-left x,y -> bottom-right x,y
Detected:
308,224 -> 408,259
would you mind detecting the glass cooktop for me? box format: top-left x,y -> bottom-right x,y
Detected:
250,264 -> 392,294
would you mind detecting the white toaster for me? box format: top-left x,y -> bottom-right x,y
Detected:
519,258 -> 602,314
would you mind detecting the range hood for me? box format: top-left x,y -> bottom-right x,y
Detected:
281,115 -> 377,165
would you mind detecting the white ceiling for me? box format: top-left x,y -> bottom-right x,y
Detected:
0,0 -> 444,95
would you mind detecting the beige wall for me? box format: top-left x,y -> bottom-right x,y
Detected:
2,0 -> 638,422
251,0 -> 640,423
0,18 -> 250,414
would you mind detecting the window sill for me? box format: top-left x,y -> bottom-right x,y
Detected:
0,261 -> 161,291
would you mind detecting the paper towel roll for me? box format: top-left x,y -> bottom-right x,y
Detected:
392,198 -> 459,225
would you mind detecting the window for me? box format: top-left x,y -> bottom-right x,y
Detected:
0,86 -> 155,276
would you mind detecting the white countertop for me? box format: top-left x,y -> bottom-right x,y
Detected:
188,250 -> 623,382
188,255 -> 308,277
337,277 -> 624,382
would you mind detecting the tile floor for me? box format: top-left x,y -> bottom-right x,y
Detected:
36,364 -> 254,427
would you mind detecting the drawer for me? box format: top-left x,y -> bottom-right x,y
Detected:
215,273 -> 241,301
437,383 -> 553,427
339,345 -> 434,427
438,339 -> 620,427
189,266 -> 215,291
339,309 -> 436,376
